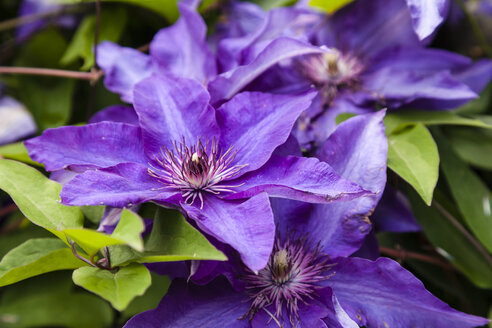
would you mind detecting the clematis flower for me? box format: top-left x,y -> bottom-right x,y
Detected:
25,75 -> 368,272
124,111 -> 487,328
0,96 -> 37,145
209,0 -> 492,147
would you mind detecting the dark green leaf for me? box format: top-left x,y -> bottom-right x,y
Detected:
0,238 -> 86,287
445,127 -> 492,170
81,205 -> 105,224
387,124 -> 439,205
61,8 -> 127,70
72,263 -> 151,311
436,134 -> 492,253
408,190 -> 492,288
0,159 -> 83,243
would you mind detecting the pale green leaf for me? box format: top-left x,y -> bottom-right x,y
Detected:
64,209 -> 144,256
72,263 -> 151,311
0,239 -> 86,287
309,0 -> 354,14
387,124 -> 439,205
0,159 -> 83,243
0,142 -> 42,167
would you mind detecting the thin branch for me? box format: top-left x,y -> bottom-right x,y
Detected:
432,200 -> 492,267
380,246 -> 458,271
0,66 -> 103,81
0,216 -> 23,238
70,242 -> 98,268
0,7 -> 77,32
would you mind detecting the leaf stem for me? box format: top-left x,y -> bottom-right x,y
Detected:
70,242 -> 98,268
0,66 -> 103,81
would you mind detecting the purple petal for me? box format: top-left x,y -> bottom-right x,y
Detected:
183,193 -> 275,272
217,91 -> 315,173
228,155 -> 369,204
406,0 -> 450,41
371,185 -> 421,233
61,163 -> 177,208
322,0 -> 419,59
0,97 -> 36,145
350,231 -> 380,261
327,257 -> 489,328
149,4 -> 216,83
209,37 -> 325,103
25,122 -> 147,171
133,75 -> 219,155
97,41 -> 155,103
453,59 -> 492,94
89,105 -> 139,125
124,278 -> 250,328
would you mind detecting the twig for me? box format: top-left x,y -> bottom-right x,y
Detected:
432,200 -> 492,267
0,66 -> 102,81
0,7 -> 78,32
380,246 -> 458,271
0,204 -> 18,218
0,216 -> 23,238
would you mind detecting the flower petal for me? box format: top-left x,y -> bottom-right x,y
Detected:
149,4 -> 216,83
25,122 -> 147,171
327,257 -> 489,328
217,91 -> 315,173
61,163 -> 178,208
0,97 -> 36,145
406,0 -> 449,41
228,155 -> 369,204
183,193 -> 275,272
97,41 -> 155,103
123,278 -> 250,328
209,37 -> 325,103
89,105 -> 139,125
133,75 -> 220,154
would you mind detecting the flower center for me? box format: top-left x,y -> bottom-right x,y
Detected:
299,49 -> 364,103
242,237 -> 333,325
148,138 -> 246,208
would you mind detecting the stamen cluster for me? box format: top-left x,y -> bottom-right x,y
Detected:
148,138 -> 246,208
242,236 -> 334,325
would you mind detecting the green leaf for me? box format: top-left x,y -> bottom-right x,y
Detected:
72,263 -> 151,311
113,209 -> 226,265
408,190 -> 492,288
250,0 -> 297,10
0,239 -> 86,287
0,272 -> 113,328
437,134 -> 492,253
61,8 -> 127,70
387,124 -> 439,205
0,142 -> 42,167
384,110 -> 491,135
59,0 -> 179,22
120,273 -> 170,321
0,159 -> 83,243
22,79 -> 75,130
81,205 -> 105,224
445,127 -> 492,170
309,0 -> 354,13
64,209 -> 144,256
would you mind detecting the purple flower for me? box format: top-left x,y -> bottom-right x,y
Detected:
25,75 -> 368,272
124,111 -> 487,328
405,0 -> 450,42
209,0 -> 492,146
0,96 -> 36,145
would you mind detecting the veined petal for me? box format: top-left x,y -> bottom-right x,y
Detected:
227,155 -> 369,204
25,122 -> 147,171
327,257 -> 489,328
209,37 -> 325,103
406,0 -> 449,41
61,163 -> 178,208
123,278 -> 250,328
183,193 -> 275,272
133,75 -> 220,155
150,4 -> 216,83
89,105 -> 139,125
217,91 -> 315,174
97,41 -> 155,103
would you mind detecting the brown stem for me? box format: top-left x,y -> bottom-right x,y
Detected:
380,246 -> 458,271
432,200 -> 492,267
0,216 -> 23,238
0,66 -> 103,81
70,242 -> 98,268
0,7 -> 79,32
0,204 -> 18,218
